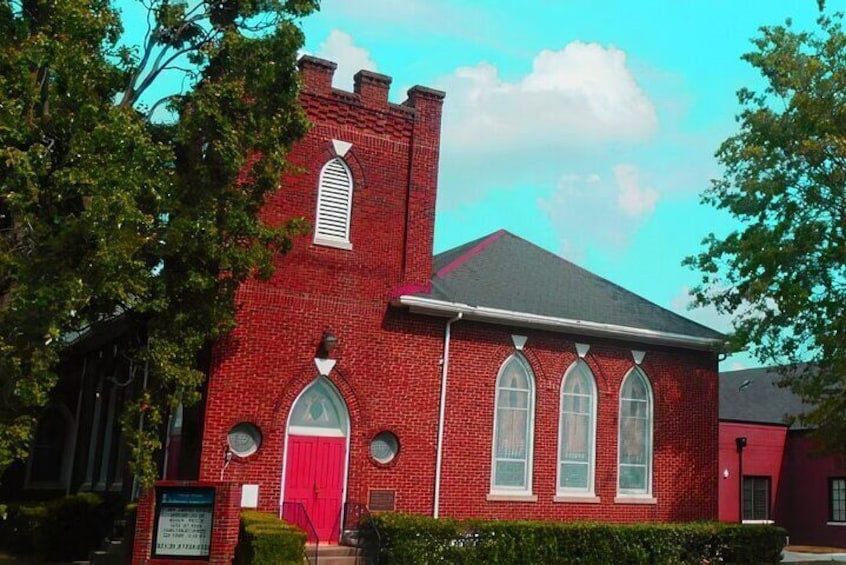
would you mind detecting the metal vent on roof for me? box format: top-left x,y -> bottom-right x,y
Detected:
315,158 -> 353,245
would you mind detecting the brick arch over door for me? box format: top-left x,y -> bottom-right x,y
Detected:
270,363 -> 362,434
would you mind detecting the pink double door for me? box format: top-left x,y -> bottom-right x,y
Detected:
283,435 -> 347,543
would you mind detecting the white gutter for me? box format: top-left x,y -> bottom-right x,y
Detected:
393,295 -> 725,352
433,312 -> 462,519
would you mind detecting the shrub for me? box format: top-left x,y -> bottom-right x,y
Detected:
235,510 -> 307,565
0,502 -> 49,555
39,492 -> 105,561
718,523 -> 787,565
360,514 -> 787,565
0,493 -> 105,560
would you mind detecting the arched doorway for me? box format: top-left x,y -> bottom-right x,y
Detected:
282,376 -> 349,543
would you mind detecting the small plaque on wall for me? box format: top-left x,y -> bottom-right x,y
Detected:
368,489 -> 396,512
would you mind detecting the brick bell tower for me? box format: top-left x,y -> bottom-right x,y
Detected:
196,56 -> 448,541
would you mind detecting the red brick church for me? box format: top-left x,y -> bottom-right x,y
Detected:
193,55 -> 725,543
3,56 -> 726,552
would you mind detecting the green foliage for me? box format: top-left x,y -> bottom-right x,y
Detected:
235,510 -> 306,565
0,0 -> 317,485
685,10 -> 846,455
0,500 -> 48,555
360,513 -> 787,565
0,493 -> 104,560
39,492 -> 105,561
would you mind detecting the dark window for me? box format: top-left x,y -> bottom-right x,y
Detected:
831,478 -> 846,523
742,476 -> 770,521
30,408 -> 69,484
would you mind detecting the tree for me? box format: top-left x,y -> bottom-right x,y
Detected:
0,0 -> 316,486
685,11 -> 846,456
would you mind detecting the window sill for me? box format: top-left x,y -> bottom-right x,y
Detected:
554,495 -> 600,504
314,237 -> 352,250
23,482 -> 66,491
614,496 -> 657,505
486,493 -> 538,502
826,522 -> 846,527
742,520 -> 774,525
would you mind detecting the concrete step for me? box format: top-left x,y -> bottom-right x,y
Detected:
89,538 -> 125,565
306,544 -> 364,565
88,550 -> 122,565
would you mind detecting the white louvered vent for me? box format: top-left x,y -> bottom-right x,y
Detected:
314,158 -> 353,249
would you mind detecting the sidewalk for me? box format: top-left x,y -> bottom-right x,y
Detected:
783,549 -> 846,563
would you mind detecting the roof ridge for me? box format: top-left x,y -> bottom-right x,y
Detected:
435,229 -> 507,278
499,232 -> 723,336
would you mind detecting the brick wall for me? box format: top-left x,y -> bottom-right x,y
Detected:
438,322 -> 718,522
778,431 -> 845,546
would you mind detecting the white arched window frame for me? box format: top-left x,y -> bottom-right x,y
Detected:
314,158 -> 354,250
490,354 -> 535,496
617,367 -> 653,497
557,360 -> 597,496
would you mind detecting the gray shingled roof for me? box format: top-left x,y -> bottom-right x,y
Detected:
416,230 -> 724,342
719,367 -> 811,429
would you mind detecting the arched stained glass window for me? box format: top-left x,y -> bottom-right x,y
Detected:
491,355 -> 535,493
558,360 -> 597,494
289,377 -> 349,437
618,367 -> 653,495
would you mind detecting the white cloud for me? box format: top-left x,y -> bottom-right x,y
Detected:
615,164 -> 659,217
315,30 -> 378,92
537,164 -> 659,254
438,42 -> 657,159
435,41 -> 658,211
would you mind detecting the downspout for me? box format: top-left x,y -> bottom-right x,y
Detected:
736,436 -> 747,523
433,312 -> 462,519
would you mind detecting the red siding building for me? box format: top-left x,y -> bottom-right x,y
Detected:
195,55 -> 726,543
720,368 -> 846,547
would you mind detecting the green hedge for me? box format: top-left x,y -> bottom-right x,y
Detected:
234,510 -> 307,565
0,501 -> 49,555
360,513 -> 787,565
0,493 -> 105,561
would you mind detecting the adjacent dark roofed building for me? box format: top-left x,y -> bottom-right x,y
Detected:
719,366 -> 810,428
413,229 -> 725,343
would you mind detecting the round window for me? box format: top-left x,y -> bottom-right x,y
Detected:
227,423 -> 262,458
370,431 -> 399,464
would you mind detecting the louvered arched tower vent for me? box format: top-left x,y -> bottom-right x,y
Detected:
314,158 -> 353,249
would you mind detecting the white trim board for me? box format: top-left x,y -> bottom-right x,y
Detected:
392,295 -> 725,352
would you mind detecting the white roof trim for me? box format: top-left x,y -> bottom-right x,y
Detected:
392,295 -> 725,352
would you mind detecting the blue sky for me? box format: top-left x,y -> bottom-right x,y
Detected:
296,0 -> 836,371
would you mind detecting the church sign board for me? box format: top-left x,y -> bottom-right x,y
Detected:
152,486 -> 215,559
